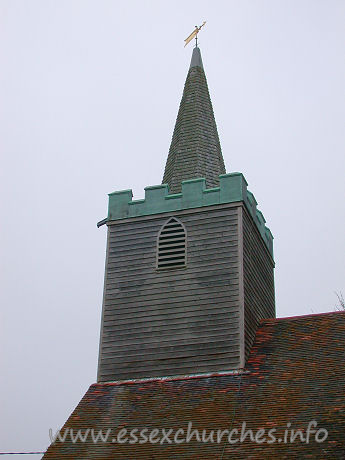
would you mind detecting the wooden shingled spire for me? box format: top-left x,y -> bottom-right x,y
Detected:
162,47 -> 226,194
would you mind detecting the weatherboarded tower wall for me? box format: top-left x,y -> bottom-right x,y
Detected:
242,206 -> 275,360
99,205 -> 241,382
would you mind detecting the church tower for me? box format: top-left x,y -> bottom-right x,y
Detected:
97,46 -> 275,383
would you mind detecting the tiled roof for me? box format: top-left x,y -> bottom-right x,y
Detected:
44,312 -> 345,459
162,47 -> 226,194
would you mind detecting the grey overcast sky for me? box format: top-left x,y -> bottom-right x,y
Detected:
1,0 -> 344,458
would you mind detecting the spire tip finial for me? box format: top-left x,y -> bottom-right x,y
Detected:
190,46 -> 203,69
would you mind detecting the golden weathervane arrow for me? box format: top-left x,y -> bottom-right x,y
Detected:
184,21 -> 206,47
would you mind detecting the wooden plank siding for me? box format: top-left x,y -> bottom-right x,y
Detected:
242,206 -> 275,361
97,206 -> 242,382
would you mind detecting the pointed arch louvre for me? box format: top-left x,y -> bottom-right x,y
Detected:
157,217 -> 187,269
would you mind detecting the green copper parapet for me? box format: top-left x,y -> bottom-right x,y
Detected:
105,173 -> 273,257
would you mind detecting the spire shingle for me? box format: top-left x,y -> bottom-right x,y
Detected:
162,47 -> 226,194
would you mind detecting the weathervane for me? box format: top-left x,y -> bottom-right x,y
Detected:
184,21 -> 206,48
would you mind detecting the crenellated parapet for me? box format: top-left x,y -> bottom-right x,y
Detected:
106,172 -> 273,257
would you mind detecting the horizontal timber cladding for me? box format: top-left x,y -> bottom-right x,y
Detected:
242,206 -> 275,361
98,206 -> 241,382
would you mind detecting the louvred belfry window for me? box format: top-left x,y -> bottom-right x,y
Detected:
157,217 -> 187,269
